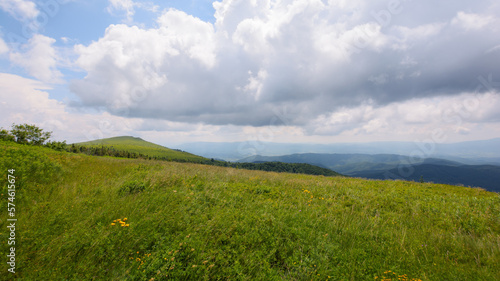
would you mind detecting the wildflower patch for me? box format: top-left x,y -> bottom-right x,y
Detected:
111,217 -> 130,227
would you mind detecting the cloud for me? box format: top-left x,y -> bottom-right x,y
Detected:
70,0 -> 500,131
9,34 -> 63,83
0,72 -> 242,145
0,73 -> 146,143
308,92 -> 500,140
0,36 -> 9,54
451,12 -> 495,31
107,0 -> 159,22
0,73 -> 66,137
107,0 -> 136,21
0,0 -> 39,21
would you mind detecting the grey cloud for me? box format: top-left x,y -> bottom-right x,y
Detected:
70,0 -> 500,128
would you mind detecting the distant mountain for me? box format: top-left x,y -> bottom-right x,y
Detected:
238,153 -> 426,174
237,153 -> 500,192
176,138 -> 500,163
352,164 -> 500,193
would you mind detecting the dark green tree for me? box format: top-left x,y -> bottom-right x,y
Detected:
45,140 -> 67,151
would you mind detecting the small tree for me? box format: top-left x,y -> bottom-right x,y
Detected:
10,123 -> 52,145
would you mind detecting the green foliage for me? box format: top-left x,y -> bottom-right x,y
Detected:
228,161 -> 342,176
45,140 -> 68,151
119,180 -> 146,195
0,128 -> 15,142
0,140 -> 63,191
10,123 -> 52,145
1,141 -> 499,280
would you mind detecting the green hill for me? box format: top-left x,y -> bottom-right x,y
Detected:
74,136 -> 208,162
1,140 -> 499,280
73,136 -> 342,177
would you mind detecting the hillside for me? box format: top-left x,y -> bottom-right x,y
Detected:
75,136 -> 208,162
73,136 -> 341,177
1,140 -> 499,280
353,164 -> 500,193
239,153 -> 500,193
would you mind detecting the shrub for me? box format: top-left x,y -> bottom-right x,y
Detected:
119,180 -> 146,195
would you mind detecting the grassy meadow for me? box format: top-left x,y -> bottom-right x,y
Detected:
0,140 -> 499,280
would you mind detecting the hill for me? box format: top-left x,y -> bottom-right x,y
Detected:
1,140 -> 499,280
73,136 -> 342,177
74,136 -> 208,162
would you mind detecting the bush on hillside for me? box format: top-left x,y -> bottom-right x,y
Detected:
119,180 -> 146,195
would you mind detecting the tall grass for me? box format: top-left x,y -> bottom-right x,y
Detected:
0,141 -> 499,280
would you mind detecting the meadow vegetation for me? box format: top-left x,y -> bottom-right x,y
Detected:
1,140 -> 499,280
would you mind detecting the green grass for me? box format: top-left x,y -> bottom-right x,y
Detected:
75,136 -> 207,162
0,140 -> 499,280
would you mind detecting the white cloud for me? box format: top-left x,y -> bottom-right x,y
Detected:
107,0 -> 136,22
72,9 -> 216,113
0,36 -> 9,54
308,92 -> 500,141
390,23 -> 445,50
0,0 -> 39,21
451,11 -> 495,31
239,69 -> 268,101
0,73 -> 67,139
107,0 -> 159,22
157,9 -> 216,68
9,34 -> 63,83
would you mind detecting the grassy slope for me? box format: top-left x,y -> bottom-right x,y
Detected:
75,136 -> 208,162
352,164 -> 500,193
0,141 -> 499,280
74,136 -> 343,177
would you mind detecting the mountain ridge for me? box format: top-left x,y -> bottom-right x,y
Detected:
176,138 -> 500,162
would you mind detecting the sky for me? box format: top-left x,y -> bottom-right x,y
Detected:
1,0 -> 500,147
